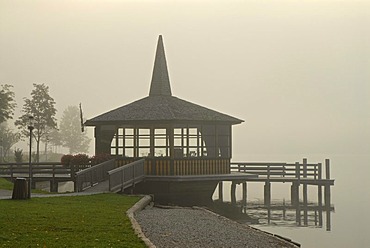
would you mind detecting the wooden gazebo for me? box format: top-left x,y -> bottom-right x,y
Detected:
85,36 -> 243,204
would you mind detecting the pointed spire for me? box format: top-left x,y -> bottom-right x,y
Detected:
149,35 -> 172,96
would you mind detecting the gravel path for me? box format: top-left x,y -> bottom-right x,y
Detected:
135,207 -> 298,248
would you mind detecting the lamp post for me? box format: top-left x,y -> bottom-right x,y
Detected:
28,116 -> 34,198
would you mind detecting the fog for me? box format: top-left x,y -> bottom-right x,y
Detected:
1,0 -> 369,157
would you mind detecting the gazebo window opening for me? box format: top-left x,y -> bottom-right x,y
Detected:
138,128 -> 150,157
174,127 -> 186,158
110,124 -> 231,158
154,128 -> 169,157
173,126 -> 207,158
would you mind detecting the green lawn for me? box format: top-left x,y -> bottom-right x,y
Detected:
0,193 -> 146,248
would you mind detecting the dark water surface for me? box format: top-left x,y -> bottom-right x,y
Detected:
215,154 -> 369,248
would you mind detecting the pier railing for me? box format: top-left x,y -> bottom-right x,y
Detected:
108,159 -> 145,192
230,161 -> 324,180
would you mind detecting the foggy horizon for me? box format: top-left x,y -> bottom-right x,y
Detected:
1,0 -> 369,157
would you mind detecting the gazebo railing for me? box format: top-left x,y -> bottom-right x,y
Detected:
115,157 -> 230,176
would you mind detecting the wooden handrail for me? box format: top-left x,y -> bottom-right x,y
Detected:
108,159 -> 145,193
230,161 -> 322,180
0,163 -> 72,181
74,159 -> 116,192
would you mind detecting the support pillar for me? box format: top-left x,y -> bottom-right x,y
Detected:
303,158 -> 308,225
324,159 -> 332,231
264,182 -> 271,206
50,181 -> 58,193
295,162 -> 301,226
231,181 -> 236,206
242,182 -> 247,212
291,183 -> 299,206
318,163 -> 323,227
218,182 -> 223,202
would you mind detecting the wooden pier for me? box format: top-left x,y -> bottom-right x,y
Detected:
217,158 -> 334,230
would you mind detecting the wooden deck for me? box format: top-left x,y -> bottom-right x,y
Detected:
145,172 -> 258,182
0,157 -> 334,209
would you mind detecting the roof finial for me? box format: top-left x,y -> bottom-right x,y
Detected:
149,35 -> 172,96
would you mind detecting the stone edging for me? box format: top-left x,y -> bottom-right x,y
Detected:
126,195 -> 156,248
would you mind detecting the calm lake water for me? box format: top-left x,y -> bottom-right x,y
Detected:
215,154 -> 370,248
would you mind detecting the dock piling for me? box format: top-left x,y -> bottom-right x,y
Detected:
303,158 -> 308,225
218,181 -> 223,202
231,181 -> 236,206
242,182 -> 247,212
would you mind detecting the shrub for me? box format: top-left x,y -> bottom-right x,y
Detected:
91,153 -> 112,165
70,153 -> 90,166
61,154 -> 74,167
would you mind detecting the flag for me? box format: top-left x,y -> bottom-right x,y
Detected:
79,103 -> 84,132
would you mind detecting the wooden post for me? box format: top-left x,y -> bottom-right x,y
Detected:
295,162 -> 301,226
242,182 -> 247,212
231,181 -> 236,206
291,162 -> 300,207
326,205 -> 332,231
324,159 -> 331,231
324,159 -> 331,209
303,158 -> 308,225
264,182 -> 271,206
291,183 -> 298,206
318,163 -> 323,227
265,166 -> 272,222
52,164 -> 56,192
296,203 -> 301,226
50,181 -> 58,192
325,158 -> 330,179
218,182 -> 223,202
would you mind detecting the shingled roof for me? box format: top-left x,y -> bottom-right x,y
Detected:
85,35 -> 243,126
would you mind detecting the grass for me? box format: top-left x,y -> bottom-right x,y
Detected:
0,193 -> 146,248
0,178 -> 13,190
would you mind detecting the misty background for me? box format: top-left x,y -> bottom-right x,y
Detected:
1,0 -> 369,158
1,1 -> 370,247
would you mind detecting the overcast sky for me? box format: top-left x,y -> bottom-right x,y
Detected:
1,0 -> 369,158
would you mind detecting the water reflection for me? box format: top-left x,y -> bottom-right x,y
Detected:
214,158 -> 335,231
241,199 -> 334,231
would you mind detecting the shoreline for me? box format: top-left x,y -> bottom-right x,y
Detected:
0,190 -> 300,247
132,197 -> 300,248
